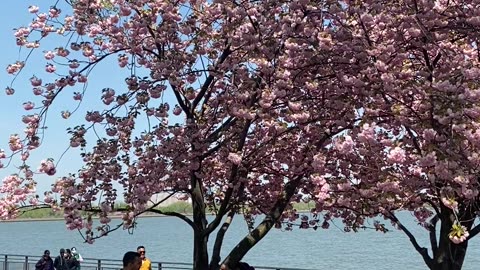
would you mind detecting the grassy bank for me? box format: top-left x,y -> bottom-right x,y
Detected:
17,201 -> 194,220
16,201 -> 315,220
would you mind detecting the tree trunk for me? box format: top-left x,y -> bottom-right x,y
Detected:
221,176 -> 302,269
193,230 -> 210,270
191,173 -> 209,270
430,207 -> 470,270
209,211 -> 235,270
430,233 -> 468,270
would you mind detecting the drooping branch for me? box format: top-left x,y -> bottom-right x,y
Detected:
80,222 -> 124,242
39,48 -> 127,117
147,208 -> 197,232
17,203 -> 52,211
81,196 -> 196,232
14,203 -> 54,219
387,211 -> 433,268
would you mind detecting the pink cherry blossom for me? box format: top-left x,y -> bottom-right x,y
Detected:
8,135 -> 22,152
45,64 -> 56,73
387,147 -> 406,164
23,102 -> 35,110
5,87 -> 15,95
173,105 -> 182,115
28,5 -> 39,13
44,51 -> 55,60
30,76 -> 42,87
38,159 -> 56,176
441,197 -> 458,211
5,2 -> 480,269
73,92 -> 82,101
227,153 -> 242,165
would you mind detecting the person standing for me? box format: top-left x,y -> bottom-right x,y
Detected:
70,247 -> 83,270
35,250 -> 54,270
53,249 -> 68,270
136,246 -> 151,270
65,249 -> 79,270
122,251 -> 142,270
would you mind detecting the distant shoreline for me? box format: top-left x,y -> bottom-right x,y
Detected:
3,210 -> 313,223
2,213 -> 183,223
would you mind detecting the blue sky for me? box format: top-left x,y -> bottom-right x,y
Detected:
1,0 -> 199,200
0,1 -> 66,194
0,1 -> 152,195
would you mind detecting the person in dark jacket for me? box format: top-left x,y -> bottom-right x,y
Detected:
65,249 -> 79,270
220,262 -> 255,270
53,248 -> 68,270
237,262 -> 255,270
35,250 -> 54,270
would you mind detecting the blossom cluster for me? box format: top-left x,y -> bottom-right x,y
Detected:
1,0 -> 480,252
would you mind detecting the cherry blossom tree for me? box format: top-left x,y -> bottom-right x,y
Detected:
304,1 -> 480,270
1,1 -> 371,269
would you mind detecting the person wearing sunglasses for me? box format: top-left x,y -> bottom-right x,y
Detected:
35,250 -> 54,270
136,246 -> 151,270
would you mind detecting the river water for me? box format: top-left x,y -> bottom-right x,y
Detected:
0,212 -> 479,270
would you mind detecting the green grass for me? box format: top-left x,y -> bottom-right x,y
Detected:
157,201 -> 192,213
291,202 -> 316,212
114,201 -> 193,214
15,201 -> 313,219
19,208 -> 63,219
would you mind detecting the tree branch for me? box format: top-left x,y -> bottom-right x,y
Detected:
204,119 -> 252,236
467,222 -> 480,240
171,84 -> 192,118
428,214 -> 439,258
209,210 -> 236,270
147,208 -> 197,233
80,222 -> 124,242
146,192 -> 178,210
387,211 -> 433,267
405,126 -> 423,156
220,175 -> 303,269
205,117 -> 237,143
192,46 -> 231,110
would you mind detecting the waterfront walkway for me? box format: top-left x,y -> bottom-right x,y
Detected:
0,254 -> 312,270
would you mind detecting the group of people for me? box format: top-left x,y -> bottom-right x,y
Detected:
36,245 -> 253,270
122,246 -> 152,270
121,246 -> 254,270
35,248 -> 83,270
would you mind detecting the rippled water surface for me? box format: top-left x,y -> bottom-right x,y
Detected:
0,212 -> 479,270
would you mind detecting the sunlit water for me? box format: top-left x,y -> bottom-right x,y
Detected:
0,212 -> 478,270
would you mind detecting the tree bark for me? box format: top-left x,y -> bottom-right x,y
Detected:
193,229 -> 210,270
191,172 -> 209,270
429,206 -> 472,270
431,211 -> 455,270
220,176 -> 302,269
209,211 -> 235,270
